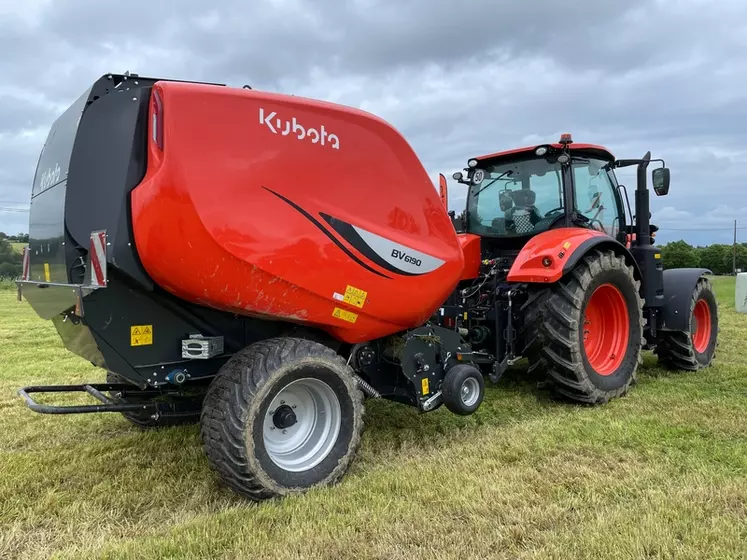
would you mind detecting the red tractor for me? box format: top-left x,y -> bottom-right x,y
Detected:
16,74 -> 718,502
437,135 -> 718,404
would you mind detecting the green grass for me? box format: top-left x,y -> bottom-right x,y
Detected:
1,277 -> 746,559
10,242 -> 26,254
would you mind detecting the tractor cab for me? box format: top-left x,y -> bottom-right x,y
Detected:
452,134 -> 628,249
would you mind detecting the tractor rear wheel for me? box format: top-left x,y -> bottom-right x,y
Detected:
655,277 -> 718,370
523,249 -> 644,404
200,337 -> 364,501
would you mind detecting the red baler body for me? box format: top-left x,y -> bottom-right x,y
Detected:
131,82 -> 465,344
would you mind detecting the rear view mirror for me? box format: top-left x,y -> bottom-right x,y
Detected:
652,167 -> 670,196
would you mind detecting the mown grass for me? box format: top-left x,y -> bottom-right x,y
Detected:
10,242 -> 26,254
1,277 -> 746,559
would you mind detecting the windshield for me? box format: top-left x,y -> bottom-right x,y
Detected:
467,158 -> 564,237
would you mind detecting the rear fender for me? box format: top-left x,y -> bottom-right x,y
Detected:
659,268 -> 712,331
507,228 -> 640,284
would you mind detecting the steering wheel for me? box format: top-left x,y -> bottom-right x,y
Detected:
543,207 -> 565,218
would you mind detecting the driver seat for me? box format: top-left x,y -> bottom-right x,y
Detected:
507,188 -> 539,234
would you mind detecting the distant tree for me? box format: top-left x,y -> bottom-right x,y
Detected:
0,261 -> 19,278
734,245 -> 747,273
698,244 -> 730,274
0,238 -> 21,279
661,240 -> 700,269
0,232 -> 6,240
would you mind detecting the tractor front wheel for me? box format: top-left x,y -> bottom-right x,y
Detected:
655,277 -> 718,370
525,249 -> 644,404
200,337 -> 364,500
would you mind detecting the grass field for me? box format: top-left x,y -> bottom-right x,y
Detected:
10,242 -> 26,254
1,277 -> 746,559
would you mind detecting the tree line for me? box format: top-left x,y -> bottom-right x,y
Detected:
0,233 -> 24,279
660,240 -> 746,274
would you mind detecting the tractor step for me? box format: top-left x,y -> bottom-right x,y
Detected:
17,383 -> 162,415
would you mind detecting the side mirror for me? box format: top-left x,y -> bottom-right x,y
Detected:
652,167 -> 670,196
452,171 -> 464,181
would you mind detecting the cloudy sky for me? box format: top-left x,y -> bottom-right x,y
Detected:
1,0 -> 746,246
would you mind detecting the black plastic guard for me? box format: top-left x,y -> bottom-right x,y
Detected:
659,268 -> 711,331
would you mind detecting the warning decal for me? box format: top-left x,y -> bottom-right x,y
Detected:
343,285 -> 367,308
421,377 -> 430,395
562,241 -> 572,250
332,307 -> 358,323
130,325 -> 153,346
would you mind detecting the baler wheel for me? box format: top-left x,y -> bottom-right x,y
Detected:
523,249 -> 644,404
655,277 -> 719,370
199,337 -> 364,501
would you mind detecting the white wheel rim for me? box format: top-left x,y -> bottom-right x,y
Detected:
460,377 -> 480,407
262,378 -> 342,472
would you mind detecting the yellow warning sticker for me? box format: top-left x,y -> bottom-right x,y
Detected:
332,307 -> 358,323
654,253 -> 661,259
563,241 -> 572,250
130,325 -> 153,346
343,285 -> 368,308
421,377 -> 430,395
44,262 -> 51,282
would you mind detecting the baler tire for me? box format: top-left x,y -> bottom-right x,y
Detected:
523,249 -> 644,404
655,277 -> 719,370
105,372 -> 201,429
199,337 -> 365,501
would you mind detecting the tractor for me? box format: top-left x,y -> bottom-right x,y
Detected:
15,73 -> 718,502
435,135 -> 719,405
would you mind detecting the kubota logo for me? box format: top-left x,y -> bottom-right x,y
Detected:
259,108 -> 340,150
38,162 -> 61,192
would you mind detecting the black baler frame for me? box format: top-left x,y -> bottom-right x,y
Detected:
18,383 -> 160,414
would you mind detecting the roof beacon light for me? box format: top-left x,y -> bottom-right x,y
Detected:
559,133 -> 573,145
467,159 -> 478,168
535,146 -> 548,156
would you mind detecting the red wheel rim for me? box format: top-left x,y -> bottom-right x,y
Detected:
692,299 -> 712,354
583,283 -> 630,375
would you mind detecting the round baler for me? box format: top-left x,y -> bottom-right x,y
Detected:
15,73 -> 718,501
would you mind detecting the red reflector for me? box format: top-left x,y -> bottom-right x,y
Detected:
444,316 -> 456,328
152,90 -> 164,150
89,230 -> 107,287
22,246 -> 30,281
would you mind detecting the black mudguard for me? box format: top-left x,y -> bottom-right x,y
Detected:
659,268 -> 711,331
562,237 -> 642,281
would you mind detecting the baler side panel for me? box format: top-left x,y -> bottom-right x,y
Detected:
65,88 -> 155,288
131,82 -> 465,344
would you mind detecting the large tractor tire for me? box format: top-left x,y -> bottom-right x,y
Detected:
200,337 -> 365,501
655,277 -> 718,370
106,372 -> 203,428
523,249 -> 645,404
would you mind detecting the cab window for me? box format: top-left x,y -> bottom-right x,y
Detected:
572,158 -> 623,237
